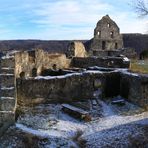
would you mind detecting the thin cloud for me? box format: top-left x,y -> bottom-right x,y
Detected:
0,0 -> 146,39
31,0 -> 112,26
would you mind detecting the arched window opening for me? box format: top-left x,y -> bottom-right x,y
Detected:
102,41 -> 106,50
32,68 -> 37,77
20,71 -> 25,79
28,50 -> 35,63
98,31 -> 101,37
110,31 -> 114,38
52,64 -> 57,70
115,43 -> 118,49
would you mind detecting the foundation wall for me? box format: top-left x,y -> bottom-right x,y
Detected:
16,72 -> 106,106
16,71 -> 122,106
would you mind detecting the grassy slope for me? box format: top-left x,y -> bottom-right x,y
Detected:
130,60 -> 148,74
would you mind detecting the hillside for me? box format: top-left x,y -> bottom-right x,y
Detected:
0,34 -> 147,55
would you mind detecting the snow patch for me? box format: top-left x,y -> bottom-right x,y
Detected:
1,97 -> 14,100
35,73 -> 82,80
123,57 -> 130,62
0,74 -> 14,76
1,55 -> 14,59
1,67 -> 14,70
16,123 -> 62,138
122,71 -> 139,77
1,87 -> 14,90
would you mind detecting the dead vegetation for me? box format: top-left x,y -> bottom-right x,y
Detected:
130,60 -> 148,74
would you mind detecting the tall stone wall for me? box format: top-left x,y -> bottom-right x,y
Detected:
91,15 -> 123,52
0,56 -> 16,136
15,49 -> 71,78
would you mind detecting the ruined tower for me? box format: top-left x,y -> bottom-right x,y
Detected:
91,15 -> 123,55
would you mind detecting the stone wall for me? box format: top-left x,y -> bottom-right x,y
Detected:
72,57 -> 130,68
0,55 -> 16,136
92,48 -> 137,59
16,72 -> 106,106
120,72 -> 148,109
16,69 -> 148,108
15,49 -> 71,78
16,70 -> 124,106
15,48 -> 131,79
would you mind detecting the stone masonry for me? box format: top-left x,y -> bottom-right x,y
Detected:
91,15 -> 123,55
0,54 -> 16,136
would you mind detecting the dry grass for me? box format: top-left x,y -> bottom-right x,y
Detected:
129,60 -> 148,74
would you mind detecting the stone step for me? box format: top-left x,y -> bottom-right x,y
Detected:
62,104 -> 91,122
1,87 -> 15,97
0,111 -> 15,136
0,97 -> 15,111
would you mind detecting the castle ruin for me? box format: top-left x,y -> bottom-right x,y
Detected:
91,15 -> 123,53
0,15 -> 147,145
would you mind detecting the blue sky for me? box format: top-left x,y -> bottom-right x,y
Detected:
0,0 -> 147,40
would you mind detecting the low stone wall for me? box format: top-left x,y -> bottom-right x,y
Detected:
16,73 -> 95,106
91,49 -> 137,59
120,72 -> 148,109
72,57 -> 130,68
16,70 -> 123,106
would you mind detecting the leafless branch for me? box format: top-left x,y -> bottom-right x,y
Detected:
134,0 -> 148,17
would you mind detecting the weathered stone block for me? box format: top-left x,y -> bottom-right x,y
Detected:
1,88 -> 15,98
0,58 -> 15,68
0,98 -> 15,111
0,75 -> 15,87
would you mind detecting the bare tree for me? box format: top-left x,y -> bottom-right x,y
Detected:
134,0 -> 148,17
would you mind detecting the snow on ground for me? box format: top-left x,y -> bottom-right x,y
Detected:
0,100 -> 148,148
17,104 -> 86,139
